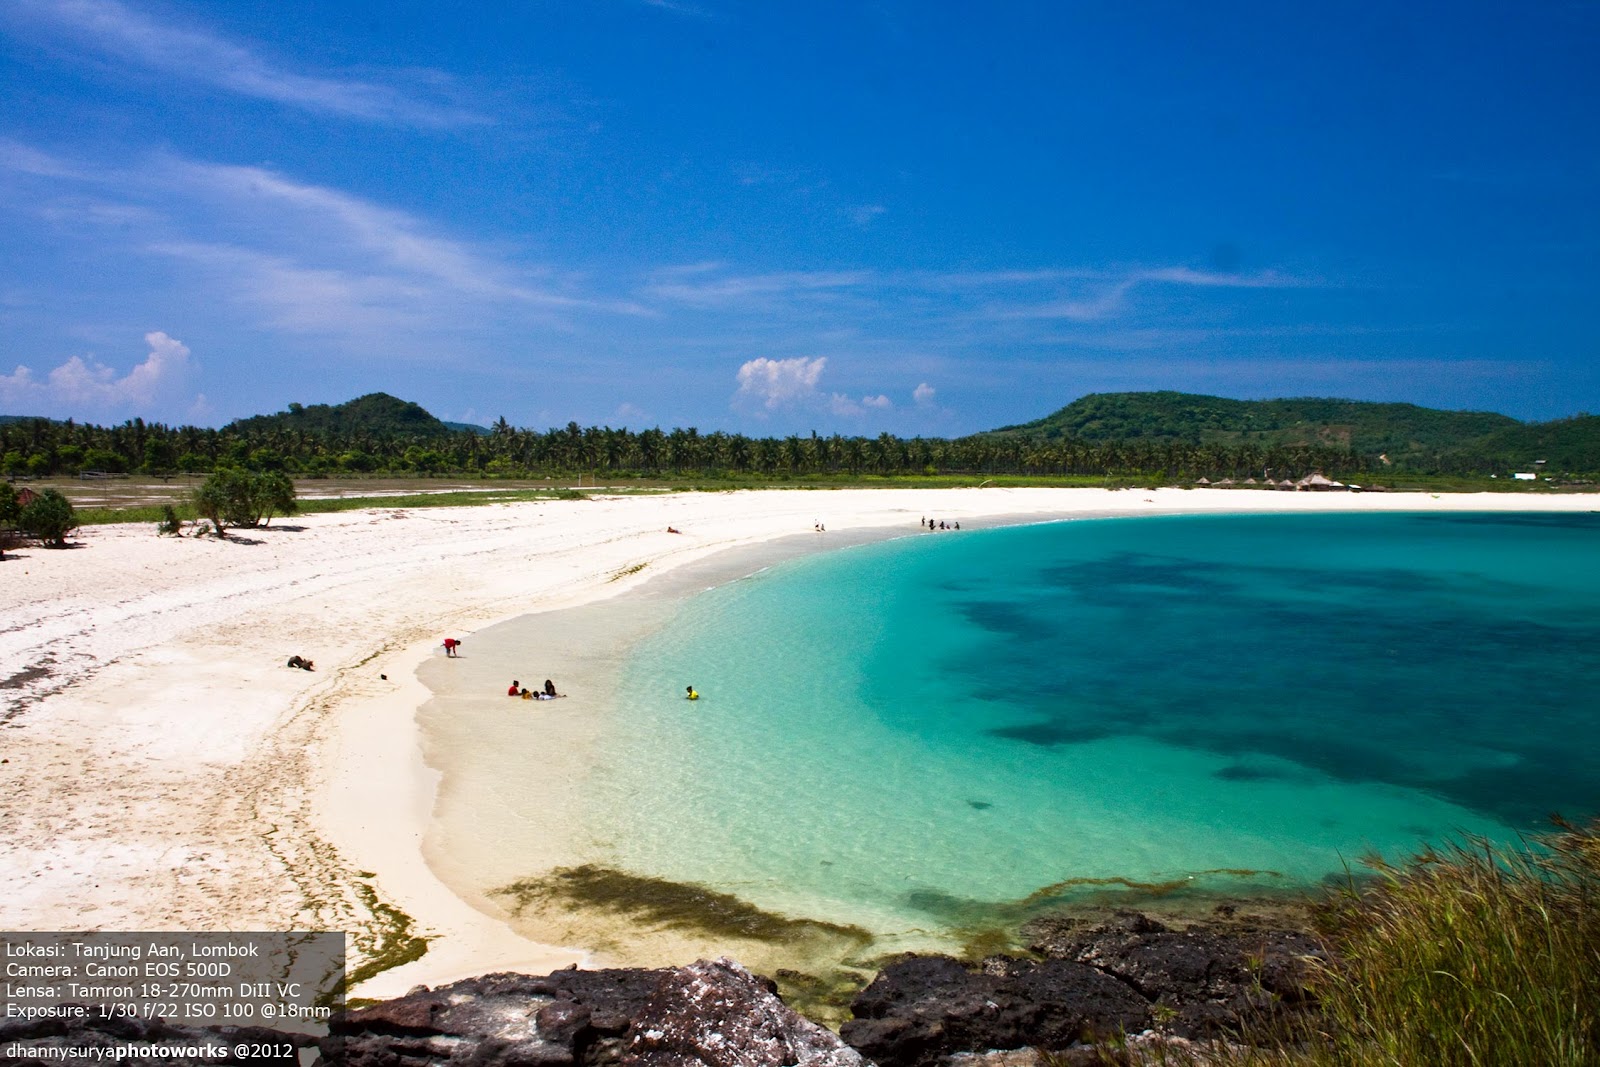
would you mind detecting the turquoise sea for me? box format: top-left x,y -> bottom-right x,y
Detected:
565,512 -> 1600,940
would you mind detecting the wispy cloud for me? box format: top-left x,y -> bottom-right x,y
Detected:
647,265 -> 873,311
167,161 -> 618,310
3,0 -> 490,127
140,158 -> 651,336
0,330 -> 198,417
0,138 -> 89,180
976,266 -> 1311,322
850,203 -> 887,227
1,141 -> 646,342
1136,266 -> 1307,289
639,0 -> 713,17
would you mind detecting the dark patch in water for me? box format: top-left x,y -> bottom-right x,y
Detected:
1414,512 -> 1600,531
989,721 -> 1114,747
956,601 -> 1047,641
1215,764 -> 1290,782
967,800 -> 993,810
927,537 -> 1600,827
902,868 -> 1287,930
493,865 -> 871,946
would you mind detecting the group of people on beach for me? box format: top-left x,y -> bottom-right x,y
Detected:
509,678 -> 562,701
920,516 -> 959,531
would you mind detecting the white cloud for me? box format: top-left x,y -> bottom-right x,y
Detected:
913,382 -> 936,406
614,402 -> 650,423
4,0 -> 488,127
0,331 -> 197,416
735,356 -> 827,410
827,392 -> 892,416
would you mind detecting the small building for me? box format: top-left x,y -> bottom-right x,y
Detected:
1513,473 -> 1537,481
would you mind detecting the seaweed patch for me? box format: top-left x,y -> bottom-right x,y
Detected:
493,864 -> 872,947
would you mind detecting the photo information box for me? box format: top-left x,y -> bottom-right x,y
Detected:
3,932 -> 345,1065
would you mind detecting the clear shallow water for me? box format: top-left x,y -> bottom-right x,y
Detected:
565,513 -> 1600,940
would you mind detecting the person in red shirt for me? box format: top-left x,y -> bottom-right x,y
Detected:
443,638 -> 461,657
508,679 -> 520,696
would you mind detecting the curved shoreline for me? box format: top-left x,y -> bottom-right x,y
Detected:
3,487 -> 1597,1002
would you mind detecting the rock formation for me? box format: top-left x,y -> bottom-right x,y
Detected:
0,912 -> 1325,1067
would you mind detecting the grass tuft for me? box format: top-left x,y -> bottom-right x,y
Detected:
1195,820 -> 1600,1066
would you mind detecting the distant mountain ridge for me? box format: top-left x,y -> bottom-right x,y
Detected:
988,391 -> 1594,467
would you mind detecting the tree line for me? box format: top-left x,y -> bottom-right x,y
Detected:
0,415 -> 1404,481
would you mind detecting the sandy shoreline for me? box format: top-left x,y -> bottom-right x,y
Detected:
3,487 -> 1597,999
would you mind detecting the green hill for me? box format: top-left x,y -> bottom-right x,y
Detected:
225,393 -> 455,439
990,392 -> 1523,464
1462,415 -> 1600,470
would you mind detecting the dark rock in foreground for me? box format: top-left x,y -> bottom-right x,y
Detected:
841,910 -> 1326,1066
841,955 -> 1147,1067
333,957 -> 864,1067
0,910 -> 1323,1067
0,1013 -> 314,1066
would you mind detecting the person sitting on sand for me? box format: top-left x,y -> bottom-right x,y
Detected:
542,679 -> 556,697
443,638 -> 461,657
667,526 -> 681,534
508,679 -> 521,696
686,685 -> 699,701
287,655 -> 314,671
521,688 -> 533,700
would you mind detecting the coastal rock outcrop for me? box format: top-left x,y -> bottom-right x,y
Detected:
839,955 -> 1148,1067
0,1012 -> 318,1066
1025,910 -> 1326,1039
838,910 -> 1326,1065
332,958 -> 864,1067
0,913 -> 1325,1067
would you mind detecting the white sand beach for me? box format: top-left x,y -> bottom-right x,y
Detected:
3,487 -> 1597,998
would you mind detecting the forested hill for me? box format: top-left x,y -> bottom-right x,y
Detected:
1464,415 -> 1600,470
2,389 -> 1595,479
225,393 -> 455,439
988,392 -> 1528,462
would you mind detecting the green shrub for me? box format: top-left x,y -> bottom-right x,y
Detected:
19,488 -> 78,547
193,469 -> 299,534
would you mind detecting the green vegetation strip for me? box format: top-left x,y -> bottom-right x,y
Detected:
73,487 -> 587,526
494,864 -> 873,947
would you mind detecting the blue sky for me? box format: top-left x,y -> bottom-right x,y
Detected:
0,1 -> 1595,433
